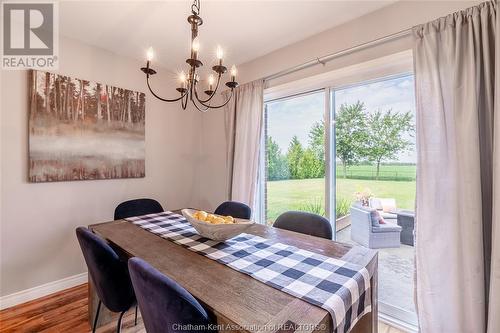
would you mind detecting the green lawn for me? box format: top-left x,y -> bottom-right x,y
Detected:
266,178 -> 416,222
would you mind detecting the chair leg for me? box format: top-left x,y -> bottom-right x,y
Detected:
134,305 -> 138,326
116,310 -> 126,333
92,300 -> 102,333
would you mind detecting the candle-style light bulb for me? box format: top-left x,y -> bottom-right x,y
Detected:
230,65 -> 237,81
216,45 -> 224,65
179,71 -> 187,89
208,74 -> 215,91
191,38 -> 200,59
146,47 -> 154,62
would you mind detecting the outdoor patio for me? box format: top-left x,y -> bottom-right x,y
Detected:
336,225 -> 416,319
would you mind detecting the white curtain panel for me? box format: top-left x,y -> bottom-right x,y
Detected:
413,1 -> 499,332
223,80 -> 264,211
489,2 -> 500,332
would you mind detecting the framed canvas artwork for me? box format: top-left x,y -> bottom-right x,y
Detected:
28,70 -> 146,182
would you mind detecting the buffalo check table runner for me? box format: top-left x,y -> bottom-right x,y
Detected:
125,211 -> 371,333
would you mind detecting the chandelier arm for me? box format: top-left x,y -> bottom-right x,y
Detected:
193,73 -> 222,104
194,88 -> 234,109
181,92 -> 189,110
185,81 -> 209,112
146,76 -> 187,102
189,80 -> 195,103
190,95 -> 211,112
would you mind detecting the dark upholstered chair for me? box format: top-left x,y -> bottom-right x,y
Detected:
214,201 -> 251,219
114,198 -> 164,220
128,257 -> 216,333
76,227 -> 137,333
273,211 -> 333,240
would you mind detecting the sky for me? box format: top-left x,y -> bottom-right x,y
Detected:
266,74 -> 416,163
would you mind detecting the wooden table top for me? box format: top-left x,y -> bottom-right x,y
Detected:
89,212 -> 378,333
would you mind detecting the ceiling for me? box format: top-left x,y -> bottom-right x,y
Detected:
60,1 -> 397,73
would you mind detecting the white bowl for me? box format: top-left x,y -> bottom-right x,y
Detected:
181,209 -> 255,241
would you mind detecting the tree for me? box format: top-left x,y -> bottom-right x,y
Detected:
73,79 -> 85,121
96,83 -> 103,121
266,137 -> 289,180
126,90 -> 132,123
365,110 -> 414,179
298,148 -> 323,179
287,136 -> 303,179
54,75 -> 59,117
30,71 -> 38,120
45,72 -> 51,115
308,121 -> 325,177
105,85 -> 111,123
335,101 -> 368,178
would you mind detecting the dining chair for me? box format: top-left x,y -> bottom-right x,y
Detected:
128,257 -> 216,333
273,211 -> 333,240
76,227 -> 137,333
114,198 -> 164,220
214,201 -> 251,219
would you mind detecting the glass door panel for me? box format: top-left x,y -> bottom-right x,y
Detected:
332,74 -> 418,326
264,91 -> 326,226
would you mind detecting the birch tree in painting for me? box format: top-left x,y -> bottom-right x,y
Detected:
28,70 -> 146,182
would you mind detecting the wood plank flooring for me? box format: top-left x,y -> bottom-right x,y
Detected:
0,284 -> 406,332
0,285 -> 142,333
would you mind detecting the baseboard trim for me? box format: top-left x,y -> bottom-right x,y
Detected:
0,272 -> 88,310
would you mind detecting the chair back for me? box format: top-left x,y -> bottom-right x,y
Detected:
114,198 -> 164,220
273,211 -> 332,240
214,201 -> 251,219
128,257 -> 214,333
75,227 -> 135,313
350,206 -> 373,241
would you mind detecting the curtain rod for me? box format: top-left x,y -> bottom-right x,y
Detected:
263,28 -> 413,82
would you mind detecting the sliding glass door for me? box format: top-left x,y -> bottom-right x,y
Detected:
261,73 -> 418,328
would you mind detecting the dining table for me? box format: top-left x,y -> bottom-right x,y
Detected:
88,209 -> 378,333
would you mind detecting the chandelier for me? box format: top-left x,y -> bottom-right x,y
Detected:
140,0 -> 238,111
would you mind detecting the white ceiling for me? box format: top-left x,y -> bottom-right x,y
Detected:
60,1 -> 396,73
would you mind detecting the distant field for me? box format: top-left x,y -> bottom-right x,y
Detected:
335,164 -> 416,181
266,177 -> 416,222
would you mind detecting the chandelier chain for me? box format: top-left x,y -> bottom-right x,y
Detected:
191,0 -> 201,15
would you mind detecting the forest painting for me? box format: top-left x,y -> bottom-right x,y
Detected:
28,70 -> 145,182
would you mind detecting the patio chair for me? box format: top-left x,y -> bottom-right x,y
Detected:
369,197 -> 398,221
397,210 -> 415,246
350,205 -> 401,249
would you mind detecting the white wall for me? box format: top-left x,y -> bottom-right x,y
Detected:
195,0 -> 480,213
196,107 -> 228,211
0,36 -> 201,299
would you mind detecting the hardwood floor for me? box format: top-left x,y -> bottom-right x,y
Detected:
0,284 -> 143,333
0,284 -> 406,332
